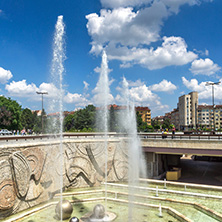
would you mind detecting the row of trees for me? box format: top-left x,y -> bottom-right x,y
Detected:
0,96 -> 42,133
151,118 -> 174,130
1,96 -> 173,133
64,105 -> 155,132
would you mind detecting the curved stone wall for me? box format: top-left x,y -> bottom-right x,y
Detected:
0,138 -> 128,219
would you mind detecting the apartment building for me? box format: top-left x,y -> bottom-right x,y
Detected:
107,105 -> 152,125
198,105 -> 222,130
136,106 -> 151,125
178,91 -> 198,130
170,108 -> 179,130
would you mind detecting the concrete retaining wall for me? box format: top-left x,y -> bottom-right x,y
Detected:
0,138 -> 129,218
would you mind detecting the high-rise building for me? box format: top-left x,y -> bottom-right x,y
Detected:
178,91 -> 198,130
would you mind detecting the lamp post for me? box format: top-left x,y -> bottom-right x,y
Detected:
36,91 -> 48,133
205,81 -> 220,131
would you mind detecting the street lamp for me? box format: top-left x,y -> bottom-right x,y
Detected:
205,81 -> 220,130
36,91 -> 48,133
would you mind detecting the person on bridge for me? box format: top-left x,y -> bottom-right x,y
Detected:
172,127 -> 176,139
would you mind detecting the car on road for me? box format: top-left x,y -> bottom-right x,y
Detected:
0,129 -> 12,135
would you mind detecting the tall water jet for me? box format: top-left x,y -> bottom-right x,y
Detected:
120,77 -> 147,221
49,15 -> 66,221
95,50 -> 110,214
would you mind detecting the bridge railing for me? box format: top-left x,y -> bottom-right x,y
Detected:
0,132 -> 222,143
139,133 -> 222,140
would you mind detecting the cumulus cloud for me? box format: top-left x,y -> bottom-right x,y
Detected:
182,76 -> 222,100
86,4 -> 168,52
5,80 -> 38,96
100,0 -> 152,8
190,58 -> 221,75
115,80 -> 169,113
85,0 -> 207,70
0,67 -> 13,84
108,36 -> 197,70
100,0 -> 199,12
150,79 -> 177,93
64,92 -> 89,106
127,79 -> 145,87
5,80 -> 60,100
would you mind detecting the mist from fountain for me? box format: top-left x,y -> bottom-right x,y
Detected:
119,77 -> 147,222
49,15 -> 66,221
95,50 -> 110,216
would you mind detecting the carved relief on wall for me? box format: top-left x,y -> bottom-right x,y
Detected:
113,141 -> 128,181
0,148 -> 46,218
0,140 -> 129,219
64,141 -> 128,188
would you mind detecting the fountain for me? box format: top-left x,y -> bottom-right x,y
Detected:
1,14 -> 222,222
94,50 -> 110,214
119,77 -> 147,221
48,15 -> 66,221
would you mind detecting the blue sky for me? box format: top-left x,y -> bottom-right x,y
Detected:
0,0 -> 222,117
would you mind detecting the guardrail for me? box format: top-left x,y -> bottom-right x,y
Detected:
0,132 -> 222,143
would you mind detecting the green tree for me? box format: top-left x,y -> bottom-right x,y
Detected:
0,96 -> 22,130
64,114 -> 75,131
162,117 -> 171,130
32,111 -> 41,133
64,105 -> 96,132
151,119 -> 161,130
136,111 -> 153,132
109,105 -> 117,132
21,108 -> 34,130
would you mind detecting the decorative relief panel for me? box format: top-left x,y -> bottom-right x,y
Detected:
0,139 -> 128,219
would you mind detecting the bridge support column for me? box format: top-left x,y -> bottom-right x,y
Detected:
144,152 -> 159,178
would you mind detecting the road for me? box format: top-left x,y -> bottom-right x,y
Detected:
178,158 -> 222,186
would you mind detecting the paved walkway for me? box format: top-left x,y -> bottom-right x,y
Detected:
178,158 -> 222,186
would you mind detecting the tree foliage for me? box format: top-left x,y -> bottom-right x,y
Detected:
162,117 -> 171,130
64,105 -> 96,132
151,119 -> 161,130
21,108 -> 34,129
0,96 -> 22,130
136,111 -> 153,132
109,105 -> 118,132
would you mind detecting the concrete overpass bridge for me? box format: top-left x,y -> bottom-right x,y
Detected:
1,132 -> 222,156
141,136 -> 222,156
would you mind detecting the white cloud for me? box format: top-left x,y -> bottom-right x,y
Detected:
5,80 -> 38,96
100,0 -> 199,12
64,92 -> 89,106
5,79 -> 92,108
182,76 -> 222,100
129,84 -> 158,103
193,49 -> 209,56
108,36 -> 197,70
163,0 -> 200,13
83,81 -> 89,90
150,79 -> 177,93
86,7 -> 158,49
86,0 -> 208,71
0,67 -> 13,84
128,79 -> 145,87
86,3 -> 169,52
38,82 -> 60,98
100,0 -> 152,8
115,82 -> 169,113
190,58 -> 221,75
5,80 -> 61,100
